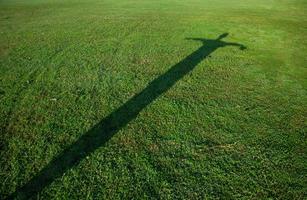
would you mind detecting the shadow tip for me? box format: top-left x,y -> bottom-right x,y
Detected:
217,33 -> 229,40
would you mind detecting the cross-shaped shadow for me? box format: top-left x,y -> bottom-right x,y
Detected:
8,33 -> 246,199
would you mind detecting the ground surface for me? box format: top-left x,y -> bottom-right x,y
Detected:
0,0 -> 306,199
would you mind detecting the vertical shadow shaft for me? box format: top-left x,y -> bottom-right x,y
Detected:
10,41 -> 223,199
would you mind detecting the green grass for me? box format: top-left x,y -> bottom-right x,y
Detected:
1,0 -> 306,199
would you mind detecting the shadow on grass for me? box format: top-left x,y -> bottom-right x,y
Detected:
8,33 -> 246,199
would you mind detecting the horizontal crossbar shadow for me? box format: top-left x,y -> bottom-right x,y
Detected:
8,33 -> 246,199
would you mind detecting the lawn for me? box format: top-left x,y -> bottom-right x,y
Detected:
0,0 -> 306,199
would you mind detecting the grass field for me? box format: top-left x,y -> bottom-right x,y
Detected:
1,0 -> 307,199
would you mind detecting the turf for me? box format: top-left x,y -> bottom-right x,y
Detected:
0,0 -> 306,199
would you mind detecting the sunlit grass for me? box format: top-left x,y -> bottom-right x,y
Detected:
0,0 -> 306,199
